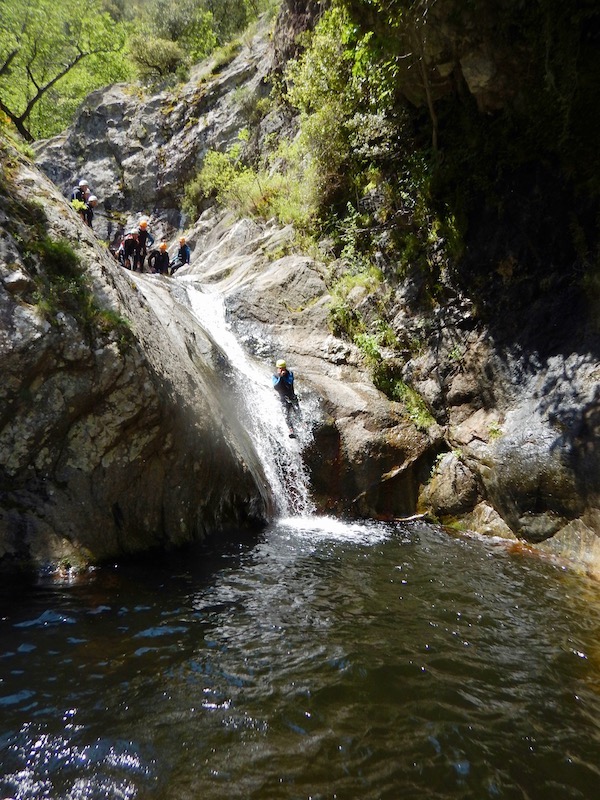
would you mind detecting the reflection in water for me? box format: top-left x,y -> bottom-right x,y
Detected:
2,519 -> 600,799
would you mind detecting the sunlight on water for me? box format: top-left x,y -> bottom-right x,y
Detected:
4,277 -> 600,799
277,514 -> 394,544
3,522 -> 600,799
0,729 -> 150,800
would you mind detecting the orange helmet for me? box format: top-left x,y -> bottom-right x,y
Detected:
159,241 -> 167,251
139,220 -> 148,229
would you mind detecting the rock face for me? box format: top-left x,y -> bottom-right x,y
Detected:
271,0 -> 326,74
0,148 -> 270,576
20,3 -> 600,581
173,206 -> 600,582
33,17 -> 274,246
175,211 -> 443,519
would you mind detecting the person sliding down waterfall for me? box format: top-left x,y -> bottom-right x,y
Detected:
272,359 -> 300,438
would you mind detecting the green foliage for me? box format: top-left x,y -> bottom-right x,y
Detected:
95,309 -> 133,352
183,144 -> 244,215
339,0 -> 600,310
327,263 -> 384,340
183,134 -> 314,228
274,0 -> 454,316
387,378 -> 435,431
328,266 -> 388,366
0,0 -> 273,140
26,236 -> 96,330
331,265 -> 383,298
488,421 -> 503,441
210,40 -> 244,73
0,115 -> 35,159
70,199 -> 87,214
129,0 -> 220,79
0,145 -> 131,344
284,3 -> 415,218
347,315 -> 435,431
28,237 -> 100,330
130,36 -> 187,80
150,0 -> 217,61
334,204 -> 373,273
328,298 -> 364,341
28,235 -> 133,343
285,8 -> 362,210
203,0 -> 257,46
29,236 -> 81,280
0,0 -> 130,140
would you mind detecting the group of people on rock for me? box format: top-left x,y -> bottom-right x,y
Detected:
117,219 -> 155,272
69,177 -> 192,276
147,237 -> 190,275
116,221 -> 191,275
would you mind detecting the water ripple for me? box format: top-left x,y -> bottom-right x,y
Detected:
2,520 -> 600,798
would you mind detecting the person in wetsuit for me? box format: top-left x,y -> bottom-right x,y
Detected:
136,219 -> 154,271
272,358 -> 300,437
119,230 -> 139,269
148,241 -> 171,274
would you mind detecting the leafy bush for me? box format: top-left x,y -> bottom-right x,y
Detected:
0,0 -> 274,140
183,135 -> 313,228
129,36 -> 188,80
381,374 -> 435,431
329,298 -> 364,341
30,236 -> 81,280
328,265 -> 383,338
0,0 -> 130,140
351,322 -> 435,430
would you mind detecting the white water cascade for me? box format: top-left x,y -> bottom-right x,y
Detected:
182,280 -> 316,518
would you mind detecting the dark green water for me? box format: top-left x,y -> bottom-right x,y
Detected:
2,516 -> 600,799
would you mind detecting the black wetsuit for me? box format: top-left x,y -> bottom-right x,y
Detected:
136,228 -> 154,271
272,369 -> 299,434
121,235 -> 139,269
148,249 -> 170,275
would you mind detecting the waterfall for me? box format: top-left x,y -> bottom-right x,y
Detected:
182,281 -> 315,518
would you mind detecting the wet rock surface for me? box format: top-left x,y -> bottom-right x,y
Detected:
0,154 -> 270,576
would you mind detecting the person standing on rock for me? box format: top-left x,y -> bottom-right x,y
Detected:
119,229 -> 139,270
272,358 -> 300,438
84,195 -> 98,228
70,179 -> 93,224
135,219 -> 154,271
70,178 -> 90,204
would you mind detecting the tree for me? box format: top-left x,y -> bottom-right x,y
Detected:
129,36 -> 187,80
149,0 -> 217,62
204,0 -> 254,44
0,0 -> 128,141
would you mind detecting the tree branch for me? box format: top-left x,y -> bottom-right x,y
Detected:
19,47 -> 87,124
0,95 -> 32,141
0,48 -> 19,78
